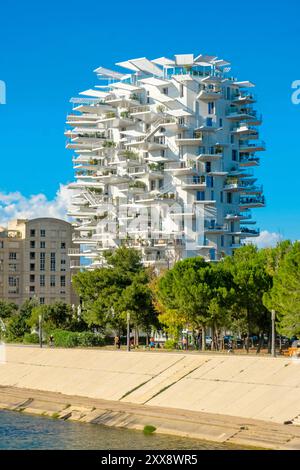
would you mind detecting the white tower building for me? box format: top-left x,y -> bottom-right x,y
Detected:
66,53 -> 265,270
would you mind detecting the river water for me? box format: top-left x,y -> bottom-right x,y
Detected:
0,410 -> 243,450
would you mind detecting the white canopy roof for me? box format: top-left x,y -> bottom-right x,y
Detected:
175,54 -> 194,65
93,66 -> 125,80
151,57 -> 175,67
140,77 -> 169,87
167,109 -> 192,117
110,82 -> 142,92
120,130 -> 145,137
79,89 -> 108,98
128,57 -> 164,77
233,81 -> 255,88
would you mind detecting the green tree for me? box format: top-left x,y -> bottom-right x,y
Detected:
72,247 -> 158,338
222,245 -> 272,352
5,299 -> 37,342
264,241 -> 300,337
0,300 -> 18,319
157,257 -> 233,349
27,302 -> 73,333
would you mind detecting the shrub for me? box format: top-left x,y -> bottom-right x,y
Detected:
23,332 -> 39,344
163,339 -> 177,350
51,330 -> 79,348
77,332 -> 105,347
143,425 -> 156,434
50,329 -> 105,348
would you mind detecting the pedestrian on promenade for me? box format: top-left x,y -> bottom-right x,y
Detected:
182,336 -> 187,350
49,335 -> 54,348
114,335 -> 121,349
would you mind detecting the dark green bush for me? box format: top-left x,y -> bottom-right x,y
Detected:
50,330 -> 105,348
163,339 -> 177,349
23,332 -> 40,344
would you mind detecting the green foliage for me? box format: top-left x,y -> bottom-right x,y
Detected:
50,329 -> 105,348
72,247 -> 157,334
143,425 -> 156,434
27,302 -> 74,332
264,241 -> 300,336
164,339 -> 177,349
0,300 -> 18,319
23,332 -> 39,344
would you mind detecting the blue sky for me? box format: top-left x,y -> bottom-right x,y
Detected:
0,0 -> 299,242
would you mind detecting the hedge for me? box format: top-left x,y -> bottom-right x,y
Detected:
50,330 -> 105,348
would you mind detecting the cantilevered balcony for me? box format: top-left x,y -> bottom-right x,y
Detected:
226,108 -> 261,123
175,132 -> 203,146
197,88 -> 222,101
239,195 -> 265,209
231,125 -> 259,140
239,155 -> 260,167
197,151 -> 223,162
204,223 -> 229,234
239,141 -> 266,152
240,227 -> 260,237
181,176 -> 206,189
164,161 -> 197,176
232,93 -> 256,105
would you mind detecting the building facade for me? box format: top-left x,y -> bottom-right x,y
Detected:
66,53 -> 265,270
0,218 -> 76,305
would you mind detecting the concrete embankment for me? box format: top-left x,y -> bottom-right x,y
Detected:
0,345 -> 300,449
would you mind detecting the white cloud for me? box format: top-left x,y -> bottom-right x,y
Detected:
0,184 -> 73,225
246,230 -> 283,248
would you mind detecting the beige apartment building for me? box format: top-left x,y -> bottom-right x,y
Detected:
0,218 -> 77,306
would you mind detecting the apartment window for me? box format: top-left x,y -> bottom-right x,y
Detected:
196,191 -> 205,201
30,241 -> 35,249
40,252 -> 45,271
9,252 -> 17,260
50,275 -> 56,287
162,87 -> 168,95
40,274 -> 45,287
8,276 -> 17,287
227,193 -> 232,204
146,91 -> 150,104
221,235 -> 224,247
30,274 -> 35,283
9,263 -> 17,272
60,275 -> 66,287
206,117 -> 213,127
30,286 -> 35,293
205,162 -> 211,173
208,102 -> 215,115
219,118 -> 223,127
220,191 -> 223,203
40,229 -> 46,237
30,263 -> 35,271
40,298 -> 45,305
231,135 -> 234,144
50,253 -> 56,272
180,84 -> 184,98
0,241 -> 3,248
30,252 -> 35,260
210,248 -> 216,261
61,259 -> 66,272
61,242 -> 66,249
30,229 -> 35,237
40,241 -> 46,249
206,176 -> 214,188
150,180 -> 156,191
226,87 -> 231,100
211,190 -> 214,200
232,149 -> 238,161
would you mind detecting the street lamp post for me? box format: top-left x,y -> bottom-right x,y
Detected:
271,309 -> 276,357
38,314 -> 43,349
127,312 -> 130,352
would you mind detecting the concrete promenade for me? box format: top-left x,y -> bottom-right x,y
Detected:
0,345 -> 300,448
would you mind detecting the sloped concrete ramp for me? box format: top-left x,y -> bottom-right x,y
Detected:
1,345 -> 300,425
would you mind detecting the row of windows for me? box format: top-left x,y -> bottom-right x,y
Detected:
29,275 -> 66,289
29,229 -> 67,238
30,241 -> 66,249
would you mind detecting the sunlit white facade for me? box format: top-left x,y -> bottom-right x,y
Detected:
66,53 -> 265,270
